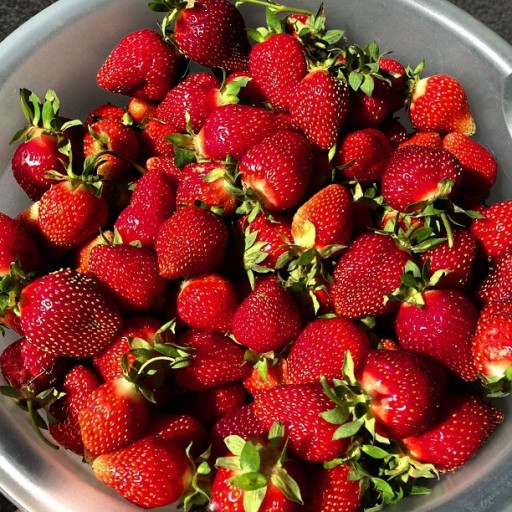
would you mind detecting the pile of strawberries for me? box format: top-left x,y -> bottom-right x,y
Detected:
0,0 -> 510,510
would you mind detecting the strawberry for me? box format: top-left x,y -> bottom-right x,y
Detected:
239,129 -> 313,212
159,0 -> 251,71
126,97 -> 158,124
88,240 -> 166,313
330,232 -> 411,319
253,382 -> 350,463
145,155 -> 183,188
78,376 -> 149,456
381,145 -> 462,212
225,70 -> 266,105
288,68 -> 350,150
476,252 -> 512,305
380,117 -> 408,147
242,354 -> 289,395
84,103 -> 126,128
231,275 -> 302,353
291,183 -> 353,251
48,364 -> 102,454
73,230 -> 114,274
92,435 -> 194,509
286,316 -> 371,384
83,118 -> 139,180
155,206 -> 229,279
399,131 -> 443,149
334,127 -> 393,184
196,104 -> 290,161
173,329 -> 249,391
303,463 -> 362,512
249,32 -> 308,112
212,423 -> 306,511
470,200 -> 512,261
401,391 -> 503,471
136,118 -> 178,160
19,268 -> 122,358
409,74 -> 476,135
442,132 -> 498,196
10,89 -> 83,201
96,28 -> 183,101
176,272 -> 238,333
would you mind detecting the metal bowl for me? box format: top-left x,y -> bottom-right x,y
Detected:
0,0 -> 511,510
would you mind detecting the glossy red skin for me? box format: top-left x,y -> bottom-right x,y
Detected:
476,252 -> 512,305
394,289 -> 478,381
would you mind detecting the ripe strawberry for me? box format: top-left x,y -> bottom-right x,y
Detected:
176,273 -> 238,333
476,252 -> 512,305
239,129 -> 313,212
231,275 -> 302,353
164,0 -> 251,71
88,241 -> 166,313
145,155 -> 183,188
48,365 -> 102,454
73,230 -> 114,274
19,268 -> 122,358
291,183 -> 353,251
155,206 -> 229,279
96,28 -> 183,101
173,329 -> 249,391
380,117 -> 408,147
330,232 -> 411,319
196,104 -> 290,161
225,70 -> 266,105
136,118 -> 178,160
381,145 -> 462,212
242,354 -> 289,396
303,463 -> 362,512
249,32 -> 308,112
399,131 -> 443,149
409,74 -> 476,135
126,97 -> 158,124
84,103 -> 126,128
442,132 -> 498,196
288,68 -> 350,150
470,200 -> 512,261
334,128 -> 393,184
287,316 -> 371,384
92,435 -> 194,509
253,382 -> 350,463
83,118 -> 139,180
79,377 -> 149,455
401,391 -> 503,471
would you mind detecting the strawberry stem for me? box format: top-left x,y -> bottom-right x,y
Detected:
26,399 -> 59,450
235,0 -> 313,16
439,212 -> 454,248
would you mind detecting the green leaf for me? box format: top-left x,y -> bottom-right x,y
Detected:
333,419 -> 364,439
229,472 -> 267,491
360,74 -> 375,97
270,467 -> 303,504
240,441 -> 260,473
320,406 -> 349,425
348,71 -> 363,91
224,435 -> 247,456
242,487 -> 267,512
362,444 -> 391,459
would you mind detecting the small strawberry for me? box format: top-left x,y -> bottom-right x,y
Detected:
73,230 -> 114,274
19,268 -> 123,358
442,132 -> 498,197
126,97 -> 158,124
177,272 -> 238,333
401,391 -> 503,471
155,206 -> 229,279
96,28 -> 184,101
330,232 -> 411,319
399,131 -> 443,149
173,329 -> 249,391
409,74 -> 476,135
476,251 -> 512,305
288,68 -> 351,150
287,316 -> 371,384
84,103 -> 126,128
231,275 -> 302,353
136,118 -> 178,160
239,129 -> 313,212
242,353 -> 289,396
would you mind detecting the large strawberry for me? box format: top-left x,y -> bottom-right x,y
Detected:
231,275 -> 302,353
19,268 -> 122,358
96,28 -> 184,101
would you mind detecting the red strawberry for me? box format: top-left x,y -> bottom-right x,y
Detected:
96,28 -> 183,101
231,275 -> 302,353
136,118 -> 177,160
48,365 -> 102,454
19,268 -> 122,358
126,97 -> 158,124
145,155 -> 183,188
88,241 -> 166,313
253,382 -> 349,463
335,128 -> 393,184
380,117 -> 408,147
409,74 -> 476,135
225,70 -> 266,105
79,377 -> 149,456
167,0 -> 251,71
291,183 -> 353,251
330,232 -> 411,319
401,391 -> 503,471
476,252 -> 512,305
84,103 -> 126,128
155,206 -> 229,279
288,68 -> 351,150
381,145 -> 462,212
74,230 -> 114,274
177,273 -> 238,333
249,32 -> 308,112
239,129 -> 313,212
196,104 -> 290,161
287,316 -> 371,384
399,131 -> 443,149
92,435 -> 194,509
173,329 -> 249,391
303,463 -> 362,512
242,355 -> 289,396
442,132 -> 497,196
